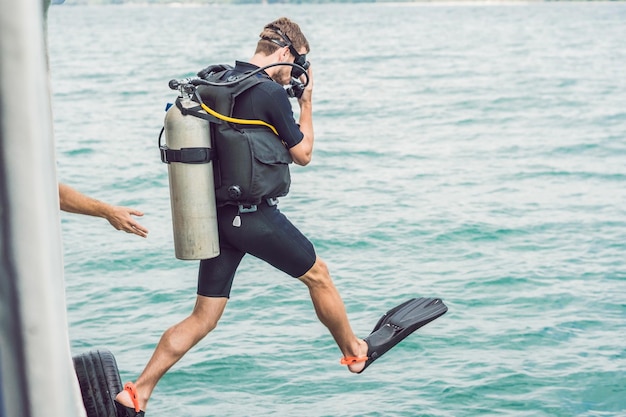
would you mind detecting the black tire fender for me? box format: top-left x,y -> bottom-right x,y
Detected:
73,349 -> 123,417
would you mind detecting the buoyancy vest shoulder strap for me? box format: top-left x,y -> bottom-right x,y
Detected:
196,70 -> 278,134
211,70 -> 271,115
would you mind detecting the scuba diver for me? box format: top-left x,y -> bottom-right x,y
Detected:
114,17 -> 446,417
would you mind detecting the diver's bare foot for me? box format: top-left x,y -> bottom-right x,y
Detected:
346,339 -> 369,373
115,382 -> 147,412
115,388 -> 134,408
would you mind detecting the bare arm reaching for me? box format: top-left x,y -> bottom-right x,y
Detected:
58,183 -> 148,238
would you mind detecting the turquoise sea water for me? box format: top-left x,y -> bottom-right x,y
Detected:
48,3 -> 626,416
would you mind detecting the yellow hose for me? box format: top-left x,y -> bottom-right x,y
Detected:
199,102 -> 278,136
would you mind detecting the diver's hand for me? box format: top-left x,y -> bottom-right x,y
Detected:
298,64 -> 313,105
292,64 -> 314,166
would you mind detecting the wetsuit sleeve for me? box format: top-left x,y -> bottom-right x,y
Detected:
255,83 -> 304,149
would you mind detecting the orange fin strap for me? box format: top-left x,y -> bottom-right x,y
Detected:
124,382 -> 141,413
340,356 -> 368,365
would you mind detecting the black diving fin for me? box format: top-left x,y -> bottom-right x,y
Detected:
343,297 -> 448,373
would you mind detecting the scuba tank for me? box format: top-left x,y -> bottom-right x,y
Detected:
161,87 -> 219,260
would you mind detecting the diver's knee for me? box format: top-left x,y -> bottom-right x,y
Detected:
190,307 -> 221,336
191,296 -> 227,335
312,257 -> 329,276
180,318 -> 215,346
300,257 -> 332,287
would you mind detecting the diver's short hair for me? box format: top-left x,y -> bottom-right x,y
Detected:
256,17 -> 310,56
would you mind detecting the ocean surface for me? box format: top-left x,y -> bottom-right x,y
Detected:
47,3 -> 626,416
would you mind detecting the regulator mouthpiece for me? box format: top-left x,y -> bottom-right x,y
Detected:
285,79 -> 305,99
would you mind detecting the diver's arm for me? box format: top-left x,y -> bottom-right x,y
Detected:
59,183 -> 148,237
289,66 -> 314,166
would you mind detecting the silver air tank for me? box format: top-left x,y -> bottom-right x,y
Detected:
163,95 -> 220,260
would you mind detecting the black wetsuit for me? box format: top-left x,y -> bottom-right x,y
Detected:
197,61 -> 316,297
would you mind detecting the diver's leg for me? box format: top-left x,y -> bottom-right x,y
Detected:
298,257 -> 368,373
115,295 -> 228,411
223,205 -> 368,372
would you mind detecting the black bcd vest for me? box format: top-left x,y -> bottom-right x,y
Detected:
196,68 -> 293,206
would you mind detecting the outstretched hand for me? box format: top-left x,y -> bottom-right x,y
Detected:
59,183 -> 149,238
105,206 -> 149,238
